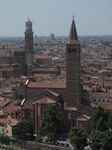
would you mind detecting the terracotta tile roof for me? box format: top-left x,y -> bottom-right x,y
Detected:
6,118 -> 19,126
0,118 -> 7,124
92,92 -> 112,98
33,97 -> 57,105
22,100 -> 34,109
28,80 -> 66,88
36,89 -> 60,98
83,85 -> 92,91
93,102 -> 112,110
0,118 -> 18,126
64,106 -> 77,111
3,100 -> 21,114
0,97 -> 11,108
47,89 -> 60,97
77,114 -> 91,121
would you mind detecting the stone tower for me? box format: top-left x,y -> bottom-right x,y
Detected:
66,18 -> 81,108
25,19 -> 33,65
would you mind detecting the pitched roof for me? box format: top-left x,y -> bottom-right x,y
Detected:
64,106 -> 77,111
36,89 -> 60,98
33,97 -> 57,105
77,114 -> 91,121
0,118 -> 18,127
3,100 -> 21,114
68,19 -> 78,41
92,102 -> 112,110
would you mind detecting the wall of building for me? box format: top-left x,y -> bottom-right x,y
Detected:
26,87 -> 66,101
92,97 -> 112,102
0,56 -> 25,66
78,103 -> 94,117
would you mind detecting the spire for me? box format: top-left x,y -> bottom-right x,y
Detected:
68,16 -> 78,41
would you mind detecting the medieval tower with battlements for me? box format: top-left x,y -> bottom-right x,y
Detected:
25,19 -> 34,65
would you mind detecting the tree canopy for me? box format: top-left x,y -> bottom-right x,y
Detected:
69,127 -> 87,150
0,134 -> 10,145
91,105 -> 110,131
41,104 -> 61,134
12,120 -> 33,139
90,130 -> 112,150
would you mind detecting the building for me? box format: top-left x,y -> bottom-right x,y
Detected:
0,51 -> 25,66
50,33 -> 55,41
25,19 -> 34,65
66,18 -> 81,107
0,117 -> 18,137
21,17 -> 92,133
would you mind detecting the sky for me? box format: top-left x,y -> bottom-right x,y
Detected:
0,0 -> 112,37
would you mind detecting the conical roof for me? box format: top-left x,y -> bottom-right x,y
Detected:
68,19 -> 78,41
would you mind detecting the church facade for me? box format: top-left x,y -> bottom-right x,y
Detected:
21,18 -> 93,134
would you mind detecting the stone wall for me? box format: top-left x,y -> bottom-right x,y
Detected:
11,139 -> 71,150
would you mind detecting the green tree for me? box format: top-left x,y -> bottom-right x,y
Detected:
109,114 -> 112,129
41,104 -> 61,134
36,129 -> 43,143
69,127 -> 87,150
91,105 -> 110,131
0,134 -> 10,145
46,132 -> 55,142
90,130 -> 104,150
90,130 -> 112,150
102,130 -> 112,150
12,120 -> 33,139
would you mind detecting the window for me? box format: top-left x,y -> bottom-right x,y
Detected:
68,48 -> 71,53
99,99 -> 100,102
103,99 -> 105,102
94,99 -> 96,102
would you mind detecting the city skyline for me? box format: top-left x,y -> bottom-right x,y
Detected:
0,0 -> 112,36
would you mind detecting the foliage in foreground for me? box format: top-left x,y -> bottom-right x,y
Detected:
91,105 -> 110,131
46,132 -> 55,142
69,127 -> 87,149
36,129 -> 43,143
41,104 -> 61,134
90,130 -> 112,150
0,134 -> 10,145
12,120 -> 33,139
0,144 -> 17,150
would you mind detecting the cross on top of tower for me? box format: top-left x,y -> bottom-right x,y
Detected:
73,13 -> 75,20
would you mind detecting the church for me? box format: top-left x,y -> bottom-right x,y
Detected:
21,18 -> 93,134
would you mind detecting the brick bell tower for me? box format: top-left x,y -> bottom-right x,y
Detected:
66,17 -> 81,108
25,18 -> 33,65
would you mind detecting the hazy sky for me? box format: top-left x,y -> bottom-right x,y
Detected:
0,0 -> 112,36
